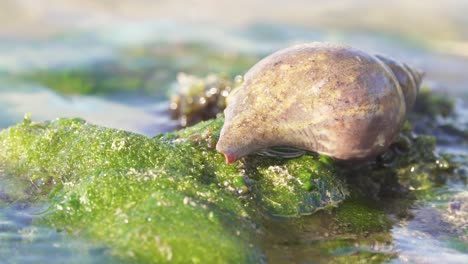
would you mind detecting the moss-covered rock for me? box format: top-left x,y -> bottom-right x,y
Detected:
244,155 -> 346,217
1,116 -> 260,263
172,117 -> 348,217
0,116 -> 347,263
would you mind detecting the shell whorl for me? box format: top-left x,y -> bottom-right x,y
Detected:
375,54 -> 423,112
216,43 -> 423,164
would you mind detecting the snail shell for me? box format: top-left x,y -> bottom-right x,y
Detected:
216,42 -> 423,163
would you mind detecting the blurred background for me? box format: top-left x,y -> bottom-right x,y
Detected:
0,0 -> 467,134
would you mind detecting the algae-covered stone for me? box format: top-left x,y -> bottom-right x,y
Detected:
173,117 -> 348,217
244,155 -> 347,216
0,117 -> 260,263
0,116 -> 347,263
45,169 -> 257,263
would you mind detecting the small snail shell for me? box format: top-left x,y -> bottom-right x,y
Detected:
216,42 -> 423,163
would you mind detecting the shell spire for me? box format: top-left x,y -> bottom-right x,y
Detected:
216,43 -> 423,163
375,54 -> 424,112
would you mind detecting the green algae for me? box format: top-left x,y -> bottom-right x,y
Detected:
244,155 -> 347,217
173,117 -> 348,217
333,200 -> 391,234
320,117 -> 465,254
310,233 -> 395,263
0,116 -> 348,263
17,43 -> 258,97
45,169 -> 255,263
0,117 -> 257,263
259,211 -> 396,263
413,87 -> 455,118
20,69 -> 145,96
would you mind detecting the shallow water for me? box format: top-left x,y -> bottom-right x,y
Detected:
0,204 -> 125,264
0,1 -> 467,263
